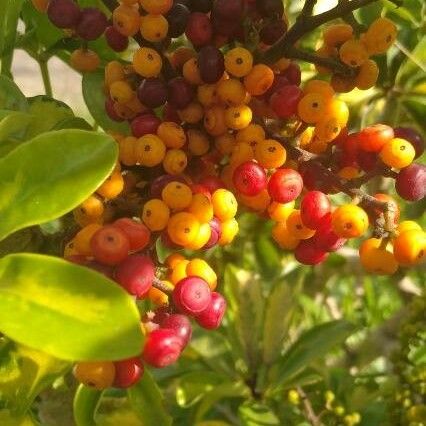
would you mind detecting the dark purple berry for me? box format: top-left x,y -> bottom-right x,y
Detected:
166,3 -> 190,38
197,45 -> 225,84
47,0 -> 81,29
76,7 -> 108,41
137,78 -> 168,109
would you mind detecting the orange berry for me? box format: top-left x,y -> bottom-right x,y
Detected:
142,199 -> 170,231
224,105 -> 253,130
355,59 -> 379,90
244,64 -> 275,96
73,361 -> 115,390
215,133 -> 235,155
379,138 -> 415,169
197,84 -> 218,107
73,195 -> 105,227
157,122 -> 186,149
297,93 -> 327,124
286,210 -> 316,240
139,0 -> 172,14
254,139 -> 287,169
133,47 -> 162,78
135,134 -> 166,167
187,129 -> 210,156
268,201 -> 295,222
140,14 -> 169,42
183,58 -> 203,85
204,106 -> 227,136
70,49 -> 100,73
169,259 -> 189,284
359,238 -> 399,275
187,193 -> 214,223
178,101 -> 204,124
212,189 -> 238,221
230,142 -> 255,166
323,24 -> 354,48
331,204 -> 369,238
217,78 -> 247,105
339,39 -> 369,68
113,4 -> 140,37
224,47 -> 254,78
163,149 -> 188,175
393,229 -> 426,266
272,221 -> 300,250
167,212 -> 200,247
235,124 -> 266,149
73,224 -> 103,256
363,17 -> 397,55
165,253 -> 186,269
97,171 -> 124,199
162,181 -> 193,211
304,79 -> 335,98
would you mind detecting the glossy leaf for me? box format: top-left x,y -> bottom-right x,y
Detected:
254,233 -> 281,280
82,71 -> 129,133
128,369 -> 173,426
0,0 -> 25,57
73,385 -> 104,426
270,320 -> 357,391
238,401 -> 280,426
0,254 -> 144,360
0,76 -> 28,111
53,116 -> 93,131
0,129 -> 117,240
0,340 -> 69,416
0,112 -> 32,142
24,96 -> 74,139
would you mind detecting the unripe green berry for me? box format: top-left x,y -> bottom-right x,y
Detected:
287,389 -> 300,405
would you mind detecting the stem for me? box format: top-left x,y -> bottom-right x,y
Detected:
259,0 -> 380,64
297,387 -> 321,426
152,277 -> 172,295
39,59 -> 53,97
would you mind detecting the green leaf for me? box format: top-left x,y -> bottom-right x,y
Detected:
0,0 -> 25,57
238,401 -> 280,426
73,385 -> 104,426
269,320 -> 357,391
402,97 -> 426,133
0,76 -> 28,111
396,38 -> 426,87
0,254 -> 143,361
24,96 -> 74,139
263,271 -> 300,365
0,129 -> 117,241
0,340 -> 69,415
82,71 -> 129,133
0,112 -> 32,142
53,117 -> 94,131
195,381 -> 251,422
128,369 -> 173,426
254,233 -> 281,279
0,410 -> 38,426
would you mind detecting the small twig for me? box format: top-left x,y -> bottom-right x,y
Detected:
152,277 -> 173,295
299,0 -> 318,19
297,387 -> 321,426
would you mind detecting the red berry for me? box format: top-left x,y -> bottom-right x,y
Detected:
198,46 -> 225,84
137,78 -> 169,109
300,191 -> 331,229
130,114 -> 161,137
204,217 -> 222,249
105,98 -> 125,122
105,26 -> 129,52
282,63 -> 301,86
268,168 -> 303,203
185,12 -> 213,47
233,161 -> 267,196
198,176 -> 225,194
115,254 -> 155,298
269,85 -> 303,119
192,183 -> 212,199
142,328 -> 183,368
311,215 -> 346,252
260,20 -> 286,45
47,0 -> 81,29
113,357 -> 144,388
75,7 -> 107,41
357,123 -> 394,153
213,0 -> 243,19
357,150 -> 378,172
196,292 -> 226,329
394,127 -> 424,159
395,163 -> 426,201
166,3 -> 190,38
173,276 -> 212,316
256,0 -> 284,17
91,225 -> 130,265
163,103 -> 181,123
167,77 -> 195,109
190,0 -> 213,13
295,240 -> 328,265
113,218 -> 151,251
161,314 -> 192,347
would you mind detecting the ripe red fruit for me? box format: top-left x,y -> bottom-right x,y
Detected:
394,127 -> 424,159
185,12 -> 213,47
213,0 -> 243,19
264,74 -> 290,100
105,98 -> 125,122
311,215 -> 346,252
196,292 -> 226,329
47,0 -> 81,29
91,225 -> 130,266
294,240 -> 328,265
192,183 -> 212,199
268,168 -> 303,203
166,3 -> 190,38
233,161 -> 267,196
115,254 -> 155,298
130,114 -> 161,137
198,176 -> 225,194
282,63 -> 301,86
75,7 -> 107,41
113,218 -> 151,251
167,77 -> 195,109
357,150 -> 378,172
357,124 -> 394,153
137,78 -> 169,109
395,163 -> 426,201
105,26 -> 129,52
269,85 -> 303,119
204,217 -> 222,249
161,314 -> 192,347
260,20 -> 286,45
142,328 -> 183,368
173,276 -> 212,316
113,357 -> 144,388
300,191 -> 331,229
163,103 -> 181,123
256,0 -> 284,17
198,46 -> 225,84
190,0 -> 213,13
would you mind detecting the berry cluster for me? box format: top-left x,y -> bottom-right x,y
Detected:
33,0 -> 425,392
317,18 -> 397,92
